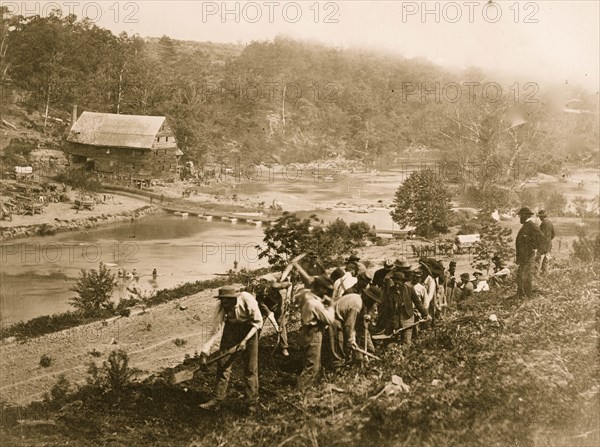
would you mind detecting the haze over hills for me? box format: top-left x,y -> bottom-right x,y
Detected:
1,11 -> 598,178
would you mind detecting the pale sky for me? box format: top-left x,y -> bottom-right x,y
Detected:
13,1 -> 600,91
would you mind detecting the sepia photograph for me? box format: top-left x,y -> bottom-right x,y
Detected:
0,1 -> 598,445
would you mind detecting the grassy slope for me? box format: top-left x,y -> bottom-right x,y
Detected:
1,261 -> 598,447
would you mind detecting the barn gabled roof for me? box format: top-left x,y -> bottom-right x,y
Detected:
67,112 -> 169,149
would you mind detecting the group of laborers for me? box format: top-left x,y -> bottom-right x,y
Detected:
195,255 -> 439,409
195,207 -> 556,410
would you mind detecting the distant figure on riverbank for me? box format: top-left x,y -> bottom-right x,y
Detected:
152,268 -> 157,278
233,260 -> 239,270
537,210 -> 555,275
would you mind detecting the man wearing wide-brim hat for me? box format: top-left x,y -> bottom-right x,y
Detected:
393,259 -> 411,271
294,275 -> 335,390
331,286 -> 383,364
372,259 -> 394,289
515,206 -> 544,298
198,286 -> 263,409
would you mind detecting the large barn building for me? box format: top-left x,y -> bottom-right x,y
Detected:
65,112 -> 183,187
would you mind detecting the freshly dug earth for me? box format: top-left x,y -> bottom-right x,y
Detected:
0,288 -> 222,404
0,261 -> 598,447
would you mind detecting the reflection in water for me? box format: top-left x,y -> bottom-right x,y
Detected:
0,215 -> 265,324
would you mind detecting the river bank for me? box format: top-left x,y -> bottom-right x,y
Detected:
0,194 -> 161,242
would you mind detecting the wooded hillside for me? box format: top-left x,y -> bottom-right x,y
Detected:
1,9 -> 598,179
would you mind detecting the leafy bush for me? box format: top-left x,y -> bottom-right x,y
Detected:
257,213 -> 374,269
472,220 -> 514,273
39,354 -> 52,368
447,209 -> 472,228
116,297 -> 139,310
87,350 -> 140,392
44,375 -> 71,405
0,311 -> 84,340
571,233 -> 600,262
544,191 -> 567,216
70,263 -> 117,317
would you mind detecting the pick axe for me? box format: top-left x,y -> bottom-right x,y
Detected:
352,346 -> 381,361
281,253 -> 308,281
169,343 -> 242,385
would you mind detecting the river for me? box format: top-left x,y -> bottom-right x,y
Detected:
0,168 -> 415,325
0,210 -> 400,326
0,215 -> 268,325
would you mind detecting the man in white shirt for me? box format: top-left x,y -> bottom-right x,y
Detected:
332,268 -> 358,302
419,262 -> 437,327
473,271 -> 490,293
410,266 -> 427,302
198,286 -> 263,409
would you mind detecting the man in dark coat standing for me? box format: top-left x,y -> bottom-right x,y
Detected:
515,207 -> 544,298
537,210 -> 555,274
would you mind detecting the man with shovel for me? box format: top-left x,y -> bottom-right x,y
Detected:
333,286 -> 383,365
197,286 -> 263,410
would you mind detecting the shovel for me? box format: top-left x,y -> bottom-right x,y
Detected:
169,344 -> 242,385
371,319 -> 427,340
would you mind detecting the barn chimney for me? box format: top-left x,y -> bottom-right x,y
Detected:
71,104 -> 78,128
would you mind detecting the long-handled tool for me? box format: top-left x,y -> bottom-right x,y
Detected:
281,253 -> 307,281
361,315 -> 370,369
371,318 -> 428,340
352,346 -> 381,361
169,343 -> 242,385
271,332 -> 281,356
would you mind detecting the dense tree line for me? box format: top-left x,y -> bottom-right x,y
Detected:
1,8 -> 598,190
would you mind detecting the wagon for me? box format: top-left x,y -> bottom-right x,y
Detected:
455,234 -> 480,254
74,197 -> 95,211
